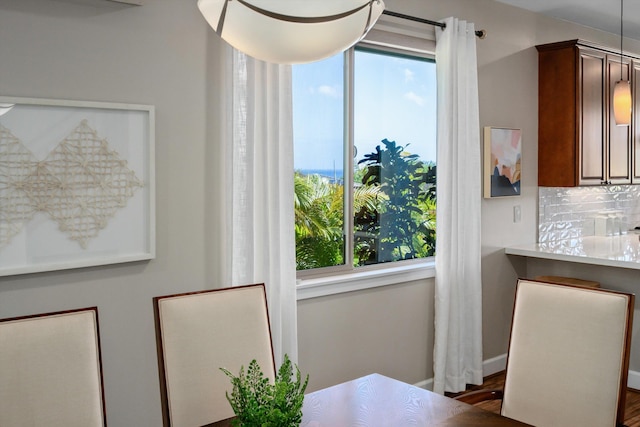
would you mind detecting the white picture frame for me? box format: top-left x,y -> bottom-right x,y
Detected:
0,96 -> 155,276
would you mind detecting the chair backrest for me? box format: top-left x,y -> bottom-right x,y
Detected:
502,279 -> 634,427
0,307 -> 106,427
154,284 -> 275,427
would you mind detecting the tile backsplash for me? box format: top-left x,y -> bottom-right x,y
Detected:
538,186 -> 640,242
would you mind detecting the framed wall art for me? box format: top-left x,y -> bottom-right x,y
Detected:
0,96 -> 155,276
483,126 -> 522,198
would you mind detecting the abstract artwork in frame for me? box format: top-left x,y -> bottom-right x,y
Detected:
483,126 -> 521,198
0,96 -> 155,276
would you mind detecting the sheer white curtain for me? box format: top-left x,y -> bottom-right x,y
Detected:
432,17 -> 483,394
221,46 -> 298,364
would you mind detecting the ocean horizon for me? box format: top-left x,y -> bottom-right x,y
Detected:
297,169 -> 344,180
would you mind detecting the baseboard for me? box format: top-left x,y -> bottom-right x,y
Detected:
413,378 -> 433,391
414,354 -> 640,391
482,353 -> 507,377
413,355 -> 507,391
628,369 -> 640,390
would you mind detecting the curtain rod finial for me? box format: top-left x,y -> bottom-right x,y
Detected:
475,29 -> 486,39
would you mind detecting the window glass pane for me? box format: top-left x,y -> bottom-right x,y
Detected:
292,53 -> 345,271
353,48 -> 437,266
293,46 -> 437,273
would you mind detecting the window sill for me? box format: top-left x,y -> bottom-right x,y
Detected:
296,260 -> 435,300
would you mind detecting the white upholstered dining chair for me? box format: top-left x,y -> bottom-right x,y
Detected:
154,284 -> 275,427
0,307 -> 106,427
458,279 -> 634,427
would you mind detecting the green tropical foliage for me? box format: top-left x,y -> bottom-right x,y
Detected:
295,138 -> 436,270
294,173 -> 344,270
356,138 -> 436,264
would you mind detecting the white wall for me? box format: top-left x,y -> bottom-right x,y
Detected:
0,0 -> 637,425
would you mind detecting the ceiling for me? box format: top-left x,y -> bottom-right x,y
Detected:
494,0 -> 640,41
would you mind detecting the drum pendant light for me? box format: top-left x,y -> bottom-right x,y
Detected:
197,0 -> 385,64
613,0 -> 631,126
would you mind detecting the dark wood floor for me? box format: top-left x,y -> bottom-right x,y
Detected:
451,371 -> 640,427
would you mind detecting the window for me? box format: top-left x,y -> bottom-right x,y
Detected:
293,41 -> 436,274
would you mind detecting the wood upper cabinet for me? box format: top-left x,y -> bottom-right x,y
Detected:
633,60 -> 640,182
537,40 -> 633,186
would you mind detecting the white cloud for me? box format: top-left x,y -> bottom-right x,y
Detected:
404,68 -> 415,83
404,91 -> 425,106
317,85 -> 340,98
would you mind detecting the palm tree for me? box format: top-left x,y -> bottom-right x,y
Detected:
294,172 -> 344,270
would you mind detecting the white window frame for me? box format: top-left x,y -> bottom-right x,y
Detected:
296,16 -> 438,299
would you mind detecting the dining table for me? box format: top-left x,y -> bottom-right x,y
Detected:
207,373 -> 531,426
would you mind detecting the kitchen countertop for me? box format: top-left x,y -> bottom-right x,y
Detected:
505,233 -> 640,271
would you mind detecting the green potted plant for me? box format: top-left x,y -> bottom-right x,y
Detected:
221,354 -> 309,426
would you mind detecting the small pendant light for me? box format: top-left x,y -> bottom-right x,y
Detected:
613,0 -> 631,126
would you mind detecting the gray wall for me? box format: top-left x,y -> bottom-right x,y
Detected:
0,1 -> 210,425
0,0 -> 636,425
298,279 -> 434,391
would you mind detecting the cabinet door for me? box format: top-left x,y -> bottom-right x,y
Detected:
578,48 -> 606,185
607,55 -> 632,184
633,60 -> 640,183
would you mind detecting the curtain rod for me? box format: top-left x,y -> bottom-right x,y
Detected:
382,10 -> 487,39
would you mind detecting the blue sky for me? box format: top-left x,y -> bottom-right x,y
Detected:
292,48 -> 437,172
